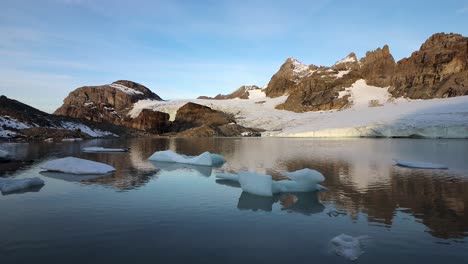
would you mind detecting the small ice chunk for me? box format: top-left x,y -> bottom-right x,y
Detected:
394,159 -> 448,169
148,150 -> 225,167
238,171 -> 273,197
330,234 -> 370,261
62,138 -> 83,142
40,157 -> 116,175
83,147 -> 129,153
0,177 -> 44,194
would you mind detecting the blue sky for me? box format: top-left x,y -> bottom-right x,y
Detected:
1,0 -> 467,113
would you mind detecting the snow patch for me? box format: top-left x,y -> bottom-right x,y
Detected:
60,122 -> 116,137
335,55 -> 356,65
40,157 -> 116,175
109,83 -> 144,95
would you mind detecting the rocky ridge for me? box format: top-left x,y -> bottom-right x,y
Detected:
0,95 -> 131,140
198,85 -> 261,100
54,80 -> 169,134
265,32 -> 467,112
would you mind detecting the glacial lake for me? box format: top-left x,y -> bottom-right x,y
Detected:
1,138 -> 467,263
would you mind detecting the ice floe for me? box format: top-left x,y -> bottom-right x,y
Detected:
217,168 -> 326,196
330,234 -> 371,261
0,177 -> 44,194
83,147 -> 129,153
148,150 -> 225,167
40,157 -> 116,175
394,159 -> 448,169
62,138 -> 83,142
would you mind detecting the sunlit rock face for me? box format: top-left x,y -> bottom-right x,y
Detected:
54,80 -> 168,133
390,33 -> 468,99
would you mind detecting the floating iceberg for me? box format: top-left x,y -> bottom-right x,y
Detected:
148,150 -> 225,167
0,177 -> 44,194
83,147 -> 129,153
330,234 -> 371,261
238,171 -> 274,196
62,138 -> 83,142
216,168 -> 326,196
394,159 -> 448,169
40,157 -> 116,175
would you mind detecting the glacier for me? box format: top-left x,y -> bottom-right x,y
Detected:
128,79 -> 468,138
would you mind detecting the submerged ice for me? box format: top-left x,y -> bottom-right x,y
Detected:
148,150 -> 225,167
0,177 -> 44,194
217,168 -> 326,196
40,157 -> 116,175
330,234 -> 371,261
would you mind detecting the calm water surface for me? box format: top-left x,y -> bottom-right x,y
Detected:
0,138 -> 467,263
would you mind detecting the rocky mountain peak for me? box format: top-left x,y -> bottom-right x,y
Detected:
391,32 -> 468,98
54,80 -> 167,133
360,45 -> 396,87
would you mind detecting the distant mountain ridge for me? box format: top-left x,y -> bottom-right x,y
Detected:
200,32 -> 467,113
0,95 -> 129,140
265,32 -> 468,112
198,85 -> 262,100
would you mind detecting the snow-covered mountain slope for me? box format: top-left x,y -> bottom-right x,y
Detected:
129,80 -> 468,138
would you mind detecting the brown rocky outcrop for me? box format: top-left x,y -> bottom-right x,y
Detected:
265,58 -> 318,97
360,45 -> 396,87
170,102 -> 235,132
54,80 -> 167,133
123,109 -> 169,133
390,33 -> 468,98
198,85 -> 261,100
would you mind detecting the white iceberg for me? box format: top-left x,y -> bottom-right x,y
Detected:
62,138 -> 83,142
40,157 -> 116,175
330,234 -> 371,261
394,159 -> 448,169
238,171 -> 274,196
0,177 -> 44,194
148,150 -> 225,167
217,168 -> 326,196
83,147 -> 129,153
